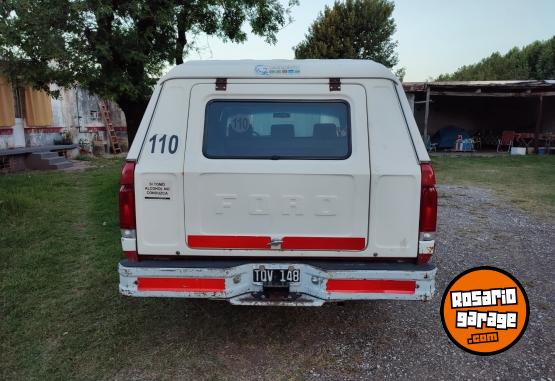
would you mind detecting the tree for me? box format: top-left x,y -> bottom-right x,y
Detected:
0,0 -> 297,143
294,0 -> 401,76
436,36 -> 555,81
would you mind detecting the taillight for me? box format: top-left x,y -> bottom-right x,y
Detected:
119,161 -> 136,229
419,163 -> 437,232
119,161 -> 137,261
418,163 -> 437,264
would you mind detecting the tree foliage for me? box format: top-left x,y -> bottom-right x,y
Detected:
294,0 -> 399,70
0,0 -> 297,142
437,37 -> 555,81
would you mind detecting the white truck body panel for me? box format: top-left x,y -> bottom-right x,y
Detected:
133,78 -> 421,258
121,60 -> 437,305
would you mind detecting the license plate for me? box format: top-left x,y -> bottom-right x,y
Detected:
253,268 -> 301,284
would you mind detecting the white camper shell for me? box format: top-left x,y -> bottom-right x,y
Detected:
118,60 -> 438,306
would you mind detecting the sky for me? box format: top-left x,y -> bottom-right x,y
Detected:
188,0 -> 555,81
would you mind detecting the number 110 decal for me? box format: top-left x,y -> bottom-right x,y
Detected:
149,134 -> 179,154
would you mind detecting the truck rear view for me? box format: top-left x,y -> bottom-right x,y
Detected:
118,60 -> 437,306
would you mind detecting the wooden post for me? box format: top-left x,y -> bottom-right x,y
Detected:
534,96 -> 543,150
423,86 -> 431,138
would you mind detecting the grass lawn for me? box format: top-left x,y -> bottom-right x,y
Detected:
0,155 -> 553,380
432,155 -> 555,217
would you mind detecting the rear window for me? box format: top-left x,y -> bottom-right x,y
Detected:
203,100 -> 351,159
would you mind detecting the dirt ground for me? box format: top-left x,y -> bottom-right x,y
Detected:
114,185 -> 554,381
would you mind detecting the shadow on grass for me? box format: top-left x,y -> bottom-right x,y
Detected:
107,297 -> 403,379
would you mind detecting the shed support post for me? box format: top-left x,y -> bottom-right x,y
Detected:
423,86 -> 431,138
534,96 -> 543,149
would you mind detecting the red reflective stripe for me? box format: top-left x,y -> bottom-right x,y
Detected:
326,279 -> 416,294
187,235 -> 365,250
282,237 -> 365,250
187,235 -> 270,249
137,277 -> 225,292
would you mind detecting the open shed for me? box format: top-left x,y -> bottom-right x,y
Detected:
403,80 -> 555,149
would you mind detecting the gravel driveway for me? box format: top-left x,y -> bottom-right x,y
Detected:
120,185 -> 554,381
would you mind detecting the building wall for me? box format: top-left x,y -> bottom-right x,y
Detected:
0,85 -> 127,153
0,129 -> 14,149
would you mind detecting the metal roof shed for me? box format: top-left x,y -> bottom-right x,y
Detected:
403,80 -> 555,148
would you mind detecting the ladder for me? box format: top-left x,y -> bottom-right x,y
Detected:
98,100 -> 121,154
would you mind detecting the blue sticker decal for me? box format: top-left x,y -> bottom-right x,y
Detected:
254,65 -> 300,76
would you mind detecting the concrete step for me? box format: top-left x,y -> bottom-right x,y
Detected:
48,161 -> 73,170
26,152 -> 73,170
33,151 -> 58,159
47,156 -> 68,165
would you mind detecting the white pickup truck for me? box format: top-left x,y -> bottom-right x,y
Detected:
118,60 -> 437,306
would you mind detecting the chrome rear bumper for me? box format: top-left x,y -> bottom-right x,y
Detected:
119,259 -> 437,306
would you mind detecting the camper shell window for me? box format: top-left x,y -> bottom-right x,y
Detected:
203,100 -> 351,159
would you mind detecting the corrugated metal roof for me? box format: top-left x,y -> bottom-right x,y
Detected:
403,80 -> 555,93
412,80 -> 548,86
